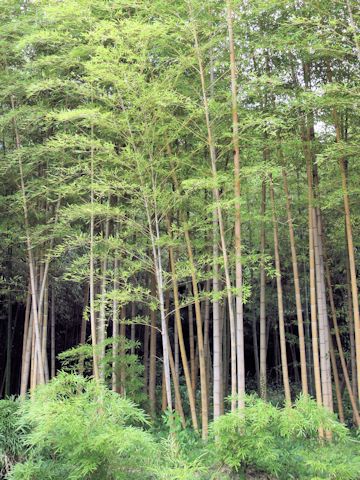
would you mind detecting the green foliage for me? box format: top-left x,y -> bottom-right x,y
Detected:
161,410 -> 201,457
58,336 -> 145,404
1,376 -> 210,480
3,385 -> 360,480
1,0 -> 360,477
213,396 -> 282,475
0,399 -> 26,478
153,434 -> 207,480
212,395 -> 360,479
9,373 -> 156,480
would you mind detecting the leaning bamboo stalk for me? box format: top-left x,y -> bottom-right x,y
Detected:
226,0 -> 245,408
20,288 -> 31,394
259,178 -> 267,399
346,251 -> 357,399
324,262 -> 360,426
329,335 -> 345,423
42,276 -> 49,383
89,119 -> 99,382
143,315 -> 150,394
282,168 -> 308,395
188,2 -> 237,412
120,306 -> 126,395
145,194 -> 172,411
213,207 -> 222,419
11,96 -> 44,385
20,309 -> 33,397
120,93 -> 172,411
79,284 -> 88,376
269,176 -> 291,406
167,219 -> 198,431
168,153 -> 208,432
209,53 -> 222,419
184,226 -> 208,438
149,278 -> 157,417
189,302 -> 195,392
338,150 -> 360,403
203,279 -> 211,402
168,335 -> 186,428
50,286 -> 56,378
112,259 -> 119,392
304,139 -> 323,412
313,205 -> 333,412
98,206 -> 110,377
327,63 -> 360,403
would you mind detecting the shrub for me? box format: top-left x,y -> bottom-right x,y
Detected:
154,435 -> 208,480
212,394 -> 360,479
0,399 -> 26,478
8,373 -> 156,480
212,395 -> 282,476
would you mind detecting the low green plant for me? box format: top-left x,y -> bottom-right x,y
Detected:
153,434 -> 208,480
8,373 -> 156,480
212,395 -> 282,476
212,394 -> 360,479
161,410 -> 200,454
0,399 -> 26,478
5,383 -> 360,480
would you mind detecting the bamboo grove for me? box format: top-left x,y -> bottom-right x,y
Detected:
0,0 -> 359,441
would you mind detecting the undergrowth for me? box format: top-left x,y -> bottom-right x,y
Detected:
1,374 -> 359,480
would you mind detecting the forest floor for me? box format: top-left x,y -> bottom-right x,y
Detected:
215,466 -> 276,479
245,471 -> 275,479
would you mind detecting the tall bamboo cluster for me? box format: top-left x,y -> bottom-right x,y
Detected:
0,0 -> 359,437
